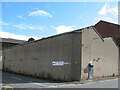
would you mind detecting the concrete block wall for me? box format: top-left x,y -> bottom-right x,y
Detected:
81,27 -> 119,80
0,38 -> 2,70
101,38 -> 118,76
2,26 -> 118,81
3,32 -> 82,81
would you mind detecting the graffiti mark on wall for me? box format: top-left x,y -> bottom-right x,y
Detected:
95,67 -> 101,72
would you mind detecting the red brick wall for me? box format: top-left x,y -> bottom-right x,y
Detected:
94,21 -> 120,47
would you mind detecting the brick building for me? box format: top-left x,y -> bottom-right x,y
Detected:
94,20 -> 120,47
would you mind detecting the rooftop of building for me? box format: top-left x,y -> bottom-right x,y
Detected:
2,20 -> 120,50
95,20 -> 120,26
0,38 -> 26,44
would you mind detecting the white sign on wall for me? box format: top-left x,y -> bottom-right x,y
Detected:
52,61 -> 69,66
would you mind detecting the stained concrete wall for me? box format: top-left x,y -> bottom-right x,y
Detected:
0,38 -> 2,84
3,32 -> 82,81
0,38 -> 26,50
71,32 -> 82,81
81,27 -> 119,80
0,51 -> 2,70
0,38 -> 25,70
3,27 -> 118,81
0,38 -> 2,70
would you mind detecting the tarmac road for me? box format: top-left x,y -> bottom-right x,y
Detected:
0,71 -> 119,89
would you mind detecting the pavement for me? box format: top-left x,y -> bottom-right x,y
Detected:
0,71 -> 119,89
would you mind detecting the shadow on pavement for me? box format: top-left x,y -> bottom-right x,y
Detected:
2,71 -> 64,84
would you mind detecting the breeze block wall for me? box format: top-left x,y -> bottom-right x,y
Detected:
81,27 -> 119,80
3,32 -> 82,81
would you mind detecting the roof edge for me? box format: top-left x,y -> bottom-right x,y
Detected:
95,20 -> 120,26
92,26 -> 104,41
103,37 -> 119,48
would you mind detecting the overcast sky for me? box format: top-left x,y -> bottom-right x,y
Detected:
0,2 -> 118,40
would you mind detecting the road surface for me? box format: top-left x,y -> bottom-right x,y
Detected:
0,71 -> 119,89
